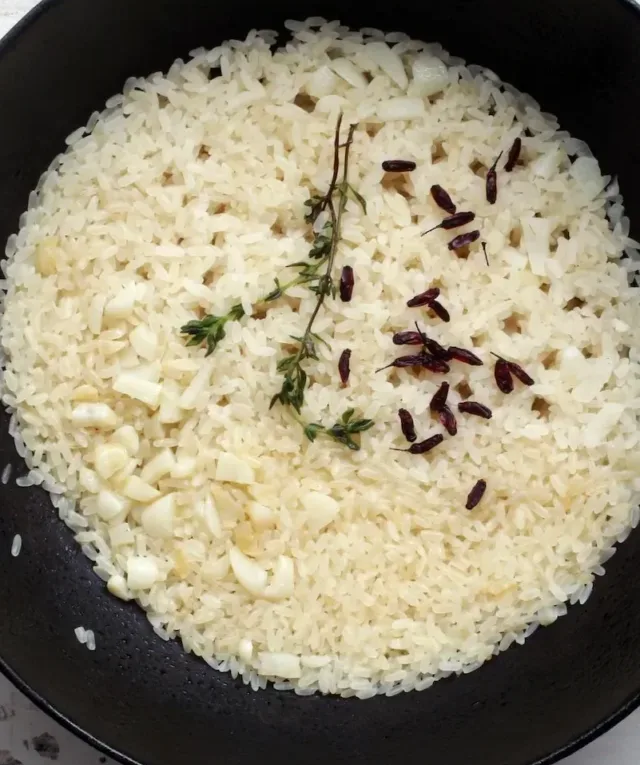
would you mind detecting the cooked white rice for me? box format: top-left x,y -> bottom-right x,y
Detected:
10,533 -> 22,557
1,18 -> 640,698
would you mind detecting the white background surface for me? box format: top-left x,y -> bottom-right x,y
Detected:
0,1 -> 639,764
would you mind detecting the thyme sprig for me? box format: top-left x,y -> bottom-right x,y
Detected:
304,409 -> 374,452
182,114 -> 372,450
268,116 -> 371,450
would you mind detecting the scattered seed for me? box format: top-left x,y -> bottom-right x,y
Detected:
486,152 -> 502,204
415,324 -> 449,359
482,241 -> 489,266
465,479 -> 487,510
407,287 -> 440,308
507,361 -> 535,386
448,347 -> 483,366
429,382 -> 450,412
439,405 -> 458,436
338,349 -> 351,385
458,401 -> 492,419
382,159 -> 417,172
505,137 -> 522,172
340,265 -> 354,302
398,408 -> 417,442
376,354 -> 426,373
392,331 -> 424,346
430,184 -> 457,214
393,433 -> 445,455
492,353 -> 535,388
429,300 -> 451,323
448,230 -> 481,251
422,211 -> 476,235
494,358 -> 514,394
421,355 -> 451,374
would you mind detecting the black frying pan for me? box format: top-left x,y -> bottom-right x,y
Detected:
1,1 -> 640,764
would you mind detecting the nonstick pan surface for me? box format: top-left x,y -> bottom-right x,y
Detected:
1,1 -> 640,764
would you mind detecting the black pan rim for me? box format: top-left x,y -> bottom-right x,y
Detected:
1,0 -> 640,763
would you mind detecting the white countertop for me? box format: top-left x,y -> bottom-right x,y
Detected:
0,2 -> 639,764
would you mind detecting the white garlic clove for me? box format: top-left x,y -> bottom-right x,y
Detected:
229,546 -> 267,596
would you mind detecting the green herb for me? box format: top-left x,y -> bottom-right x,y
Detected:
303,409 -> 374,451
181,302 -> 245,356
182,114 -> 373,450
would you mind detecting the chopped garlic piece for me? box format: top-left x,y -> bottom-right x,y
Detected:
140,449 -> 175,484
410,53 -> 449,97
112,424 -> 140,456
123,475 -> 161,502
104,283 -> 137,319
113,458 -> 137,484
265,555 -> 295,600
196,495 -> 222,538
229,546 -> 267,596
238,638 -> 254,663
71,403 -> 117,429
113,373 -> 162,407
79,467 -> 101,494
215,452 -> 255,484
107,574 -> 130,600
130,323 -> 159,360
258,652 -> 302,679
88,294 -> 106,335
96,489 -> 129,521
179,361 -> 213,409
94,443 -> 129,479
141,493 -> 176,538
158,380 -> 183,424
302,491 -> 340,532
126,556 -> 159,590
248,501 -> 276,529
172,456 -> 196,479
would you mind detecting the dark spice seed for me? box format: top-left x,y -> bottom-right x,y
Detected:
505,137 -> 522,172
508,361 -> 535,386
426,338 -> 450,358
482,241 -> 489,266
407,287 -> 440,308
430,184 -> 457,214
415,325 -> 449,359
398,408 -> 417,442
439,405 -> 458,436
486,169 -> 497,204
392,330 -> 424,346
492,353 -> 535,387
429,299 -> 451,323
394,433 -> 445,455
422,211 -> 476,235
486,151 -> 502,205
382,159 -> 417,172
458,401 -> 493,419
376,354 -> 425,373
338,349 -> 351,385
448,346 -> 483,366
339,265 -> 355,302
429,382 -> 450,412
465,479 -> 487,510
448,230 -> 481,251
421,355 -> 450,373
494,358 -> 514,394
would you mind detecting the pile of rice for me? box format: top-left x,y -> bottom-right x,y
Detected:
2,18 -> 640,698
